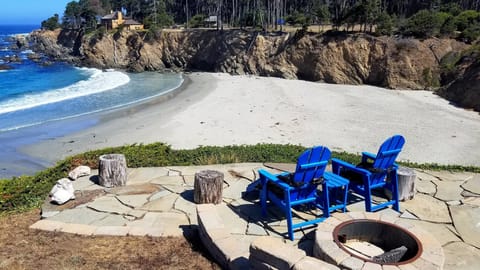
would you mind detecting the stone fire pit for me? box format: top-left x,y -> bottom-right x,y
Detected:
313,211 -> 444,270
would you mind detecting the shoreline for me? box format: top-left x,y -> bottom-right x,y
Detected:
3,72 -> 480,178
0,73 -> 191,178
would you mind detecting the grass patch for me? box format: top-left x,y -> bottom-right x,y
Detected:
1,142 -> 478,213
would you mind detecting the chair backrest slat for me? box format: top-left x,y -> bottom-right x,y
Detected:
293,146 -> 331,185
300,161 -> 328,170
371,135 -> 405,183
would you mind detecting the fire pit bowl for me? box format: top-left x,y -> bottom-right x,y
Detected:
334,219 -> 421,264
313,212 -> 444,270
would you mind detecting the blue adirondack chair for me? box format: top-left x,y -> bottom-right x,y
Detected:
258,146 -> 333,240
331,135 -> 405,212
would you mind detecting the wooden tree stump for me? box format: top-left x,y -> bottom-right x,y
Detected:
386,167 -> 416,201
194,170 -> 224,204
98,154 -> 127,187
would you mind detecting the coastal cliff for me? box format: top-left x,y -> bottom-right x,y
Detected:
29,28 -> 480,111
30,29 -> 466,89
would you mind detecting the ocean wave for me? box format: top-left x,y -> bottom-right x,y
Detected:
0,69 -> 130,115
9,33 -> 30,37
0,76 -> 184,132
20,49 -> 34,54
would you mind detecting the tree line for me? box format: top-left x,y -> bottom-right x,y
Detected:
41,1 -> 480,42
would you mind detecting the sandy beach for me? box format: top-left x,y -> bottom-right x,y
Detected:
19,72 -> 480,170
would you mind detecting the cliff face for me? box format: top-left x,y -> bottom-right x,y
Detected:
438,51 -> 480,112
30,29 -> 467,90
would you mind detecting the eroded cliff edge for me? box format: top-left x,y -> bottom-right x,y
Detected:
30,28 -> 479,111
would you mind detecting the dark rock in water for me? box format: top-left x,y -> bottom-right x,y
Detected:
16,37 -> 28,49
27,53 -> 42,61
2,55 -> 22,63
0,64 -> 13,70
40,61 -> 53,66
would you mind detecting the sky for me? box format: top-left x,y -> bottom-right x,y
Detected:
0,0 -> 75,25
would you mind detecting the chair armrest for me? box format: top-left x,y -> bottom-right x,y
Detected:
331,158 -> 371,176
361,152 -> 376,163
258,169 -> 292,190
331,158 -> 354,175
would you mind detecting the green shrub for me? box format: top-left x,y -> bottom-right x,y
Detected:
189,14 -> 207,28
286,11 -> 310,27
403,10 -> 444,38
460,24 -> 480,43
41,14 -> 61,31
375,12 -> 394,36
440,15 -> 457,37
455,10 -> 480,31
422,67 -> 440,88
440,51 -> 462,72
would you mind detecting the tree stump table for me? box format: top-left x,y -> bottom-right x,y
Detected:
386,166 -> 416,201
98,154 -> 127,187
194,170 -> 224,204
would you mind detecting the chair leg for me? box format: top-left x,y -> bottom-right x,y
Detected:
286,208 -> 294,241
260,183 -> 268,216
322,182 -> 330,218
365,186 -> 373,212
342,184 -> 349,212
391,171 -> 400,211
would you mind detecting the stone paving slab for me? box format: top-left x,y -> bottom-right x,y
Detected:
32,165 -> 480,270
401,193 -> 451,223
426,171 -> 474,182
87,195 -> 133,215
150,175 -> 185,186
139,193 -> 177,212
443,241 -> 480,270
462,174 -> 480,195
127,167 -> 169,185
449,205 -> 480,249
116,194 -> 150,208
47,207 -> 109,225
89,214 -> 128,226
433,180 -> 465,202
415,178 -> 436,195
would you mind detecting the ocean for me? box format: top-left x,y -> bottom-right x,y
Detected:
0,25 -> 184,178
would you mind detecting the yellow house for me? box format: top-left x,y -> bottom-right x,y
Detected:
101,11 -> 143,30
124,19 -> 144,31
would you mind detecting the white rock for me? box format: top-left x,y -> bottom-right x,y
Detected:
50,178 -> 75,205
68,165 -> 91,180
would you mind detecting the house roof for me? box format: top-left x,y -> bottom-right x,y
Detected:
101,11 -> 120,20
123,19 -> 142,25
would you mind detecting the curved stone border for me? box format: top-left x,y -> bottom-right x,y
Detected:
249,236 -> 340,270
313,211 -> 445,270
197,203 -> 254,270
196,203 -> 341,270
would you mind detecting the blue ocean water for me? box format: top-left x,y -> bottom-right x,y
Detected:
0,25 -> 184,178
0,25 -> 183,132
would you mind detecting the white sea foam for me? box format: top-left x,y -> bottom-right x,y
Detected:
20,49 -> 34,54
0,69 -> 130,115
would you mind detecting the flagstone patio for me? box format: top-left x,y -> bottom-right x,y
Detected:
30,163 -> 480,270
